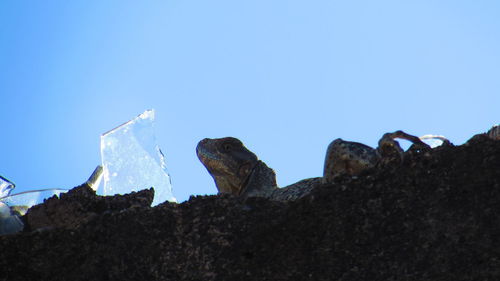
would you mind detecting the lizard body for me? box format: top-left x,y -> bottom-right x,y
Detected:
197,131 -> 429,201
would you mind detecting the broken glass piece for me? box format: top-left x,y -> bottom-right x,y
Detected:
0,201 -> 24,235
0,176 -> 15,198
100,109 -> 176,205
488,125 -> 499,140
1,189 -> 68,215
0,188 -> 67,235
86,165 -> 104,191
420,135 -> 449,148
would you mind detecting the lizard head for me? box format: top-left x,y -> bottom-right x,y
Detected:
196,137 -> 259,195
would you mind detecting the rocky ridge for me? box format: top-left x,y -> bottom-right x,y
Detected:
0,133 -> 499,280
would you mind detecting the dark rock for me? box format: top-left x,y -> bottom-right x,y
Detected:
0,134 -> 499,281
23,185 -> 154,231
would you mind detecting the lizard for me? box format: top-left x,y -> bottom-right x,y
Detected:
196,130 -> 430,201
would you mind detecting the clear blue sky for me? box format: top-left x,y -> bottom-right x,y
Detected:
1,1 -> 499,202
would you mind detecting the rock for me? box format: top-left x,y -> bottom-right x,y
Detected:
24,184 -> 154,231
0,133 -> 499,281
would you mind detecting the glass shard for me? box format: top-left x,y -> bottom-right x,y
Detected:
420,135 -> 448,148
86,165 -> 104,191
0,202 -> 24,235
1,189 -> 68,215
100,109 -> 176,205
0,187 -> 67,235
488,125 -> 499,140
0,176 -> 15,198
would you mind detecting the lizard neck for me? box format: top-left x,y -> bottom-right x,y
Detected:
239,160 -> 278,197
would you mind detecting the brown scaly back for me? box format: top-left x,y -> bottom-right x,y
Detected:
323,139 -> 378,184
323,130 -> 431,183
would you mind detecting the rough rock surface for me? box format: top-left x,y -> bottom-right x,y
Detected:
1,133 -> 500,281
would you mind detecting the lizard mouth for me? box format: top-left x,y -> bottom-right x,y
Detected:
196,139 -> 229,177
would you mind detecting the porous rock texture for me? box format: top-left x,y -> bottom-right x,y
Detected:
1,133 -> 500,281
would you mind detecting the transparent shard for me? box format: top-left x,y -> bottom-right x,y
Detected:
0,201 -> 24,235
0,176 -> 22,235
0,176 -> 15,198
0,186 -> 67,235
86,165 -> 104,191
1,189 -> 68,215
420,135 -> 448,148
488,124 -> 499,140
100,109 -> 176,206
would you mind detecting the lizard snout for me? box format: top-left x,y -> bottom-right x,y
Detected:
196,138 -> 218,162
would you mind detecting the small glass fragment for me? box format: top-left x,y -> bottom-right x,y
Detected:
420,135 -> 449,148
487,124 -> 499,140
1,189 -> 68,215
86,165 -> 104,191
0,183 -> 67,235
100,109 -> 176,205
0,201 -> 24,235
0,176 -> 15,198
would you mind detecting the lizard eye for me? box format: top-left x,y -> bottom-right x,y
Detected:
222,143 -> 232,152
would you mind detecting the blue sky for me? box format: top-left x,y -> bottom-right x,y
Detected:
1,1 -> 499,202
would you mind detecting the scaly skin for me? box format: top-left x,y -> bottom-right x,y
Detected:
196,137 -> 264,195
196,137 -> 318,201
197,131 -> 431,201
